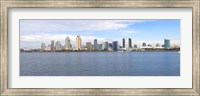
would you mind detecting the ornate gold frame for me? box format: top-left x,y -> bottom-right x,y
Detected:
0,0 -> 199,95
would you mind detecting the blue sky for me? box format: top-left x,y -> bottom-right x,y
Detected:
20,20 -> 180,48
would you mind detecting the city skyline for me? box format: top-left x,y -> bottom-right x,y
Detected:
20,20 -> 180,49
39,35 -> 177,52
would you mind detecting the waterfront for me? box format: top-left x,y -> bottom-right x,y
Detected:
20,52 -> 180,76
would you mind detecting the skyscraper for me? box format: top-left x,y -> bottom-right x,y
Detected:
122,38 -> 125,48
41,42 -> 46,51
76,35 -> 82,50
65,36 -> 70,50
164,39 -> 170,49
112,41 -> 118,50
86,42 -> 93,51
147,44 -> 152,47
51,40 -> 54,51
108,43 -> 113,49
156,43 -> 160,47
46,45 -> 51,51
99,44 -> 103,50
128,38 -> 132,48
94,39 -> 98,50
134,44 -> 137,48
102,42 -> 108,50
55,41 -> 62,50
142,42 -> 146,47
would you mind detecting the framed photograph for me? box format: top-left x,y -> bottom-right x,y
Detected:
0,0 -> 199,95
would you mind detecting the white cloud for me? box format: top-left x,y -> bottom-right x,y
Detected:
20,20 -> 166,48
20,20 -> 137,35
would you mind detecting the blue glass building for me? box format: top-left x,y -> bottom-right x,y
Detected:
94,39 -> 98,50
112,41 -> 118,50
122,38 -> 125,48
164,39 -> 171,49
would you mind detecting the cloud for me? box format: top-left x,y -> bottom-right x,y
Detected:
19,20 -> 164,48
20,20 -> 138,35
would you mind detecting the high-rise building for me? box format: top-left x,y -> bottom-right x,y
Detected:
94,39 -> 98,50
55,41 -> 62,50
142,42 -> 146,47
51,40 -> 54,51
76,35 -> 82,50
65,36 -> 70,50
134,44 -> 137,48
102,42 -> 108,50
156,43 -> 160,47
41,42 -> 46,51
99,44 -> 103,50
46,45 -> 51,51
147,44 -> 152,47
122,38 -> 125,48
112,41 -> 118,50
108,43 -> 113,49
128,38 -> 132,48
97,44 -> 100,50
164,39 -> 170,49
70,44 -> 72,48
86,42 -> 93,51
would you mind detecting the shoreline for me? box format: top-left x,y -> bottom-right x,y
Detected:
20,50 -> 180,53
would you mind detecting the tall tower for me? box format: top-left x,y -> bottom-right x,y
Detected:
94,39 -> 98,50
128,38 -> 132,48
164,39 -> 170,49
76,35 -> 82,50
86,42 -> 92,51
65,36 -> 70,49
51,40 -> 54,51
122,38 -> 125,48
55,41 -> 62,51
156,43 -> 160,47
112,41 -> 118,50
142,42 -> 146,47
102,42 -> 108,50
41,42 -> 46,51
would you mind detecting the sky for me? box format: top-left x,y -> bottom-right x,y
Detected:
20,19 -> 180,49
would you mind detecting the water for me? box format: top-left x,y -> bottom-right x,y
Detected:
20,52 -> 180,76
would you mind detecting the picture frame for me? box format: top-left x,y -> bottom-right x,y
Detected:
0,0 -> 199,95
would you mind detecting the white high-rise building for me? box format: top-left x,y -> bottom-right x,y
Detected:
102,42 -> 108,50
55,41 -> 62,50
76,35 -> 82,50
45,45 -> 51,51
65,36 -> 71,50
41,42 -> 46,51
